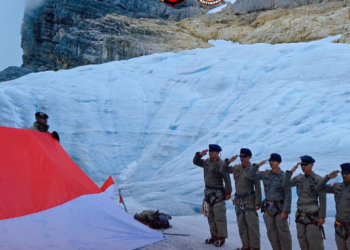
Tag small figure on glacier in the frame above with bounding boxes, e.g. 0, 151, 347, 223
29, 112, 60, 141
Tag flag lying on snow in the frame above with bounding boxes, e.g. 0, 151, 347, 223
0, 126, 163, 250
100, 175, 118, 197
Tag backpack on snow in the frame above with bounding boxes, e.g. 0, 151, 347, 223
149, 210, 172, 229
134, 209, 172, 229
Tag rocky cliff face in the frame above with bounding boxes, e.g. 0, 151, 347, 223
21, 0, 207, 71
13, 0, 350, 78
180, 0, 350, 44
230, 0, 345, 14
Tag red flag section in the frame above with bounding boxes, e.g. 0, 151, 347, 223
119, 190, 123, 204
100, 175, 115, 192
0, 126, 101, 220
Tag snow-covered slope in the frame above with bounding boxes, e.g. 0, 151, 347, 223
1, 36, 349, 249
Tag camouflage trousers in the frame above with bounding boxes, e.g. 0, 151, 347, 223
204, 188, 228, 238
296, 213, 324, 250
235, 203, 260, 249
263, 212, 292, 250
335, 223, 350, 250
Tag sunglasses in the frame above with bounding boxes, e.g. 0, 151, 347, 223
239, 155, 248, 158
341, 172, 350, 175
300, 162, 309, 167
208, 150, 217, 153
269, 159, 276, 163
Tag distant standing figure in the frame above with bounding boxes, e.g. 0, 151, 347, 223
247, 153, 292, 250
282, 155, 326, 250
316, 163, 350, 250
29, 112, 60, 141
220, 148, 262, 250
193, 144, 232, 247
29, 112, 50, 132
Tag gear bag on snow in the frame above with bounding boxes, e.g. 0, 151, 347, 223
134, 210, 172, 229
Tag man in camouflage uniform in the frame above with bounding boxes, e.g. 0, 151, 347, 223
29, 112, 60, 141
220, 148, 261, 250
193, 144, 232, 247
247, 153, 292, 250
316, 163, 350, 250
282, 155, 326, 250
29, 112, 50, 132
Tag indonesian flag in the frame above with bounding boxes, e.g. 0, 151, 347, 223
100, 175, 118, 197
0, 126, 163, 250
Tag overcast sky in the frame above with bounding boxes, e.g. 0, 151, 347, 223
0, 0, 26, 71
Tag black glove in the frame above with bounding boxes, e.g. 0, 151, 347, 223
52, 131, 60, 142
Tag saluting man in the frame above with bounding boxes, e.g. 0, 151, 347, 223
220, 148, 262, 250
193, 144, 232, 247
316, 163, 350, 250
282, 155, 326, 250
247, 153, 292, 250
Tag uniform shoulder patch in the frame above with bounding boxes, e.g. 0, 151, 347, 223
332, 182, 336, 187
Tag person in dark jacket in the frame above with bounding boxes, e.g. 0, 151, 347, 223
28, 112, 60, 141
193, 144, 232, 247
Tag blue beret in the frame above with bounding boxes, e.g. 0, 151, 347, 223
270, 153, 282, 163
240, 148, 252, 156
35, 112, 49, 119
300, 155, 315, 163
340, 163, 350, 174
209, 144, 222, 152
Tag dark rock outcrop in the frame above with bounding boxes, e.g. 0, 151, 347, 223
230, 0, 345, 14
21, 0, 207, 71
0, 66, 35, 82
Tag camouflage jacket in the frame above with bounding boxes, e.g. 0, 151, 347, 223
283, 171, 326, 217
220, 160, 262, 208
316, 176, 350, 222
247, 164, 291, 213
193, 152, 232, 193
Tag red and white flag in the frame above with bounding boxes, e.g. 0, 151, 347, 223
0, 126, 163, 250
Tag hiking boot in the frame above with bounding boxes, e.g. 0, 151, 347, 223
213, 238, 225, 247
205, 236, 218, 244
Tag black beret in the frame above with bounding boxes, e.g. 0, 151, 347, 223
240, 148, 252, 156
270, 153, 282, 163
35, 112, 49, 119
209, 144, 222, 152
300, 155, 315, 164
340, 163, 350, 174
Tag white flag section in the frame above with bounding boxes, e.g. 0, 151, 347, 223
0, 193, 163, 250
0, 127, 163, 250
100, 175, 119, 197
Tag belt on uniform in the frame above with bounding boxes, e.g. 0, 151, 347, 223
296, 210, 325, 239
335, 220, 350, 227
264, 200, 284, 217
267, 200, 284, 205
205, 186, 225, 206
335, 220, 350, 240
299, 212, 319, 217
235, 191, 256, 213
234, 190, 255, 200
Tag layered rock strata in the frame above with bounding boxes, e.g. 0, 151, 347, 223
1, 0, 348, 83
181, 1, 350, 44
21, 0, 206, 71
